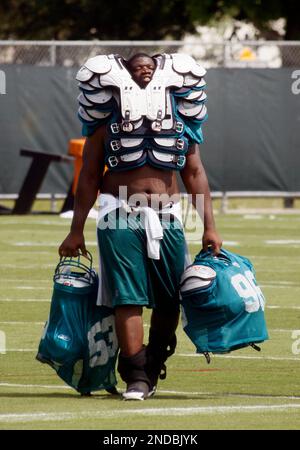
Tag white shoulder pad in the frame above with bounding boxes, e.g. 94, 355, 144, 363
76, 66, 94, 82
177, 100, 204, 117
78, 106, 111, 121
183, 90, 205, 101
78, 106, 96, 122
193, 104, 207, 121
194, 78, 206, 89
183, 74, 202, 87
84, 89, 113, 104
86, 109, 111, 120
89, 75, 103, 89
77, 93, 94, 107
180, 265, 216, 293
152, 55, 183, 88
84, 55, 112, 74
171, 54, 206, 77
78, 81, 96, 91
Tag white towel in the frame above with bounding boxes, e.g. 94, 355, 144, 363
97, 193, 183, 259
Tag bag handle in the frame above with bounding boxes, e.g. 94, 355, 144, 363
199, 247, 231, 263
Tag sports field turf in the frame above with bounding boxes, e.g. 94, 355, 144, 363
0, 212, 300, 430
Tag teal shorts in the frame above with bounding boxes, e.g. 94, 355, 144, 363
97, 208, 186, 311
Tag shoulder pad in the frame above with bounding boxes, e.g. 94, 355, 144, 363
84, 55, 112, 74
88, 75, 103, 88
181, 264, 216, 283
84, 89, 113, 104
77, 93, 93, 107
171, 54, 206, 78
76, 66, 94, 82
183, 90, 206, 101
78, 81, 95, 91
180, 264, 216, 293
177, 100, 204, 117
78, 106, 111, 121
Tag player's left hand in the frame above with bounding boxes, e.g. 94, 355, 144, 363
202, 229, 223, 255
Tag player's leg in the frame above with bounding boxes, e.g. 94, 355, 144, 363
146, 217, 186, 394
114, 305, 151, 400
97, 210, 153, 400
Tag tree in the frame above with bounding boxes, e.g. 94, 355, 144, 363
0, 0, 299, 40
186, 0, 300, 40
0, 0, 194, 40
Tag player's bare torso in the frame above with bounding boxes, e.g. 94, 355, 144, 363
102, 165, 179, 199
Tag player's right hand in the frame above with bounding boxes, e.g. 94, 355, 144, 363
58, 232, 87, 258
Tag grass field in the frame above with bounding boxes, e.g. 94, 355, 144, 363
0, 211, 300, 430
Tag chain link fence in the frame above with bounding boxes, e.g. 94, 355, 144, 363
0, 40, 300, 67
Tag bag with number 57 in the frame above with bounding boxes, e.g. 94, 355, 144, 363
36, 252, 119, 394
180, 248, 269, 363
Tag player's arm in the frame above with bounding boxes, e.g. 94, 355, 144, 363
59, 126, 106, 257
180, 143, 222, 254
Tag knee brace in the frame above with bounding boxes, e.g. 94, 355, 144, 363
146, 329, 177, 385
117, 346, 151, 387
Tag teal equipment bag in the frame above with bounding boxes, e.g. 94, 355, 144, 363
36, 252, 118, 394
180, 248, 269, 362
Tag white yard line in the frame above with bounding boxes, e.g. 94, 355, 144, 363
158, 390, 300, 400
2, 299, 299, 309
13, 287, 50, 290
1, 383, 300, 401
12, 241, 97, 247
267, 305, 300, 309
0, 299, 50, 302
177, 353, 300, 362
0, 383, 72, 390
1, 404, 300, 423
1, 349, 39, 352
2, 280, 51, 283
261, 284, 300, 289
4, 251, 55, 255
0, 321, 44, 325
265, 240, 300, 245
0, 323, 293, 333
1, 349, 299, 362
1, 264, 54, 269
0, 220, 72, 226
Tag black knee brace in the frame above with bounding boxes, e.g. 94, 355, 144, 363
146, 329, 177, 386
117, 346, 151, 387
